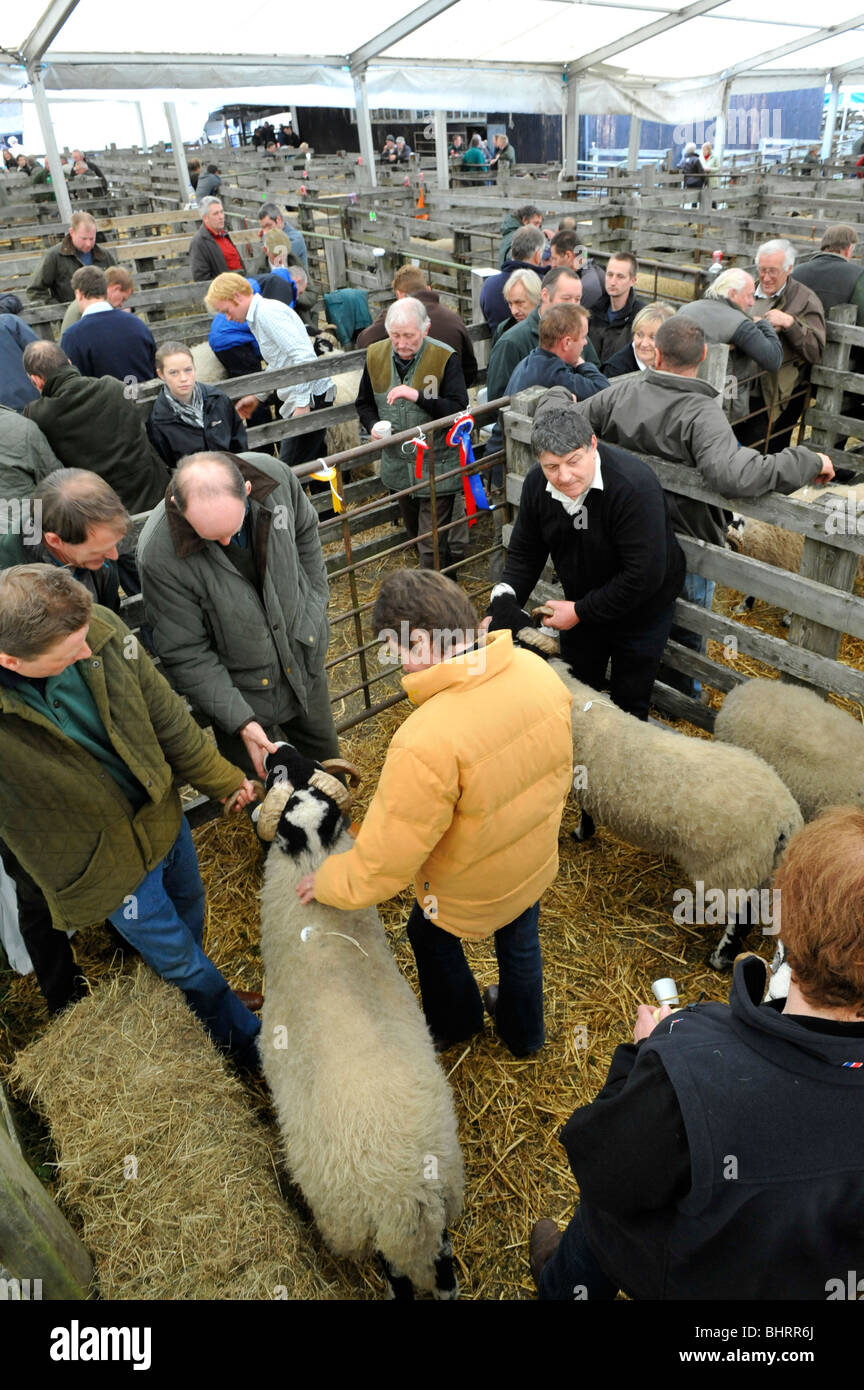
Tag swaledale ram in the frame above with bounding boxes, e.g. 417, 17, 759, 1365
253, 743, 464, 1299
488, 595, 803, 970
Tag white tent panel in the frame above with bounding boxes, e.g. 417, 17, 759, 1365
382, 0, 661, 65
605, 17, 822, 76
5, 0, 410, 58
718, 0, 859, 25
758, 33, 864, 70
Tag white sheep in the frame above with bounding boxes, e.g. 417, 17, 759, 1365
714, 677, 864, 821
547, 659, 804, 971
253, 743, 464, 1299
727, 480, 864, 616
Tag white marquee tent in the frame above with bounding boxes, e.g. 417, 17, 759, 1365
3, 0, 864, 217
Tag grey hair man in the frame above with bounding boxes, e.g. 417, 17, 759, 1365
677, 268, 783, 422
482, 224, 546, 334
743, 238, 826, 449
137, 449, 340, 781
190, 197, 245, 282
355, 297, 470, 570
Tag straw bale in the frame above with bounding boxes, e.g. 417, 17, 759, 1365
8, 963, 349, 1300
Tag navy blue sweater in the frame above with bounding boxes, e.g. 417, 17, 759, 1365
501, 440, 685, 628
61, 308, 156, 384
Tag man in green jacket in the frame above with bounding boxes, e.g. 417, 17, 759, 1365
22, 341, 169, 516
137, 450, 340, 780
27, 212, 116, 305
0, 565, 261, 1062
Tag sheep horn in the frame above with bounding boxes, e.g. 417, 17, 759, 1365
255, 782, 294, 841
222, 779, 265, 818
320, 758, 363, 790
531, 604, 555, 623
309, 769, 355, 811
516, 625, 560, 657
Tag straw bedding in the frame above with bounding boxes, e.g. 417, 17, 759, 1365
8, 963, 352, 1300
2, 515, 862, 1300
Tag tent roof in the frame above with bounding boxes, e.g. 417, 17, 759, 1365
4, 0, 864, 110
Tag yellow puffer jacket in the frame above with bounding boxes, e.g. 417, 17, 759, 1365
313, 630, 573, 938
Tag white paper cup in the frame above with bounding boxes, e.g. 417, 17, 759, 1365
371, 420, 392, 440
651, 977, 680, 1008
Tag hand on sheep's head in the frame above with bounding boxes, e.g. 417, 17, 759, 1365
254, 743, 363, 846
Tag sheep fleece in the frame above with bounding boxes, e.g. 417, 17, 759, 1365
714, 678, 864, 821
551, 662, 803, 886
259, 835, 464, 1289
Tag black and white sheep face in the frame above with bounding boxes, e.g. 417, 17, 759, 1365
270, 786, 344, 861
252, 742, 361, 859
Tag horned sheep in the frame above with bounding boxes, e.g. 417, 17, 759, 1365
547, 659, 804, 971
253, 743, 464, 1299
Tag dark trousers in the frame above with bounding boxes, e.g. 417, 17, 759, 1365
537, 1206, 620, 1301
278, 392, 330, 472
214, 671, 340, 780
560, 601, 677, 721
405, 898, 544, 1056
0, 839, 85, 1014
397, 491, 468, 570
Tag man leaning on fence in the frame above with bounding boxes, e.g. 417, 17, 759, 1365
137, 450, 339, 782
355, 296, 470, 573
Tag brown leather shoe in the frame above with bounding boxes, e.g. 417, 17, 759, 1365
234, 988, 264, 1013
530, 1219, 562, 1286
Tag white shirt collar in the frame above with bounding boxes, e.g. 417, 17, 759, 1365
545, 448, 604, 515
82, 300, 113, 317
245, 292, 261, 324
636, 353, 648, 370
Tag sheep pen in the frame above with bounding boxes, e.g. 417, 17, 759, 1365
3, 504, 864, 1299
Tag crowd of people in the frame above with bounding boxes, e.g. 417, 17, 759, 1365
1, 160, 863, 1304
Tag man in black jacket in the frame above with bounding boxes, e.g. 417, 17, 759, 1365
489, 392, 684, 719
531, 805, 864, 1301
588, 253, 646, 363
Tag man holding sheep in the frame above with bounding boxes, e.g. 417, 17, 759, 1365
296, 570, 573, 1057
488, 395, 686, 721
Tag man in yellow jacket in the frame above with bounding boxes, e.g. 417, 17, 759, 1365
298, 570, 573, 1056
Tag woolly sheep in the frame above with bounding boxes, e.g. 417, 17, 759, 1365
727, 481, 864, 616
547, 659, 804, 971
714, 677, 864, 821
253, 743, 464, 1299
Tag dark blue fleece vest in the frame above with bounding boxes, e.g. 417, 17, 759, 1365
582, 958, 864, 1300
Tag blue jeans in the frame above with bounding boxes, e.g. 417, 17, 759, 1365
109, 818, 261, 1066
538, 1206, 620, 1301
667, 573, 716, 698
406, 899, 544, 1055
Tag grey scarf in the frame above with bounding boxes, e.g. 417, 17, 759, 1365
161, 381, 205, 430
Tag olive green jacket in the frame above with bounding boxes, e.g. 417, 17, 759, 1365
0, 606, 244, 931
366, 337, 464, 497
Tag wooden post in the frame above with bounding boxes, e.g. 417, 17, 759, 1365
787, 304, 859, 687
0, 1081, 94, 1299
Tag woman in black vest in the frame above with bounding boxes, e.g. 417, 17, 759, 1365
530, 805, 864, 1300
